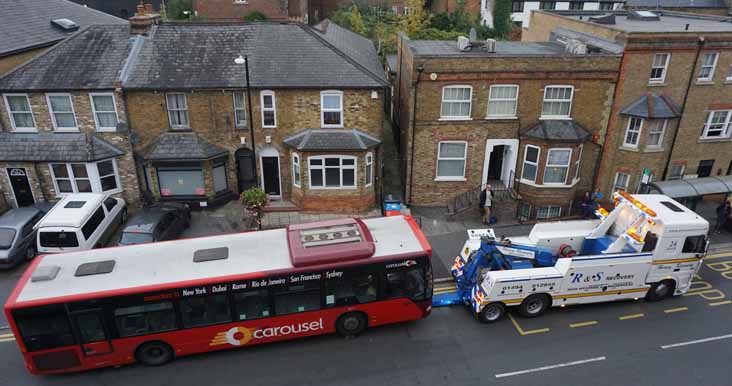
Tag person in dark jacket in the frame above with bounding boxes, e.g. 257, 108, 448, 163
715, 200, 727, 234
479, 187, 486, 217
581, 191, 594, 219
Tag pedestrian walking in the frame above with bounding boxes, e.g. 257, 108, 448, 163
714, 200, 730, 234
483, 185, 494, 225
581, 191, 594, 219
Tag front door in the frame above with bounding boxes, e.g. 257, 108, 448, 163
7, 168, 34, 206
487, 145, 504, 181
71, 310, 113, 357
236, 149, 257, 192
261, 156, 281, 197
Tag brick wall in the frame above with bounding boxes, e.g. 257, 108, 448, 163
522, 11, 625, 43
194, 0, 290, 21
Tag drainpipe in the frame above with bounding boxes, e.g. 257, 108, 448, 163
593, 50, 626, 195
661, 36, 704, 180
407, 63, 425, 206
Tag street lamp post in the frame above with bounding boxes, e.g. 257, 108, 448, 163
235, 54, 257, 186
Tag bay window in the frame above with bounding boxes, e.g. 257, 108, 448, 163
365, 152, 373, 186
440, 86, 472, 119
537, 206, 561, 219
292, 153, 301, 187
435, 141, 467, 180
544, 148, 571, 184
521, 145, 540, 182
624, 117, 643, 148
90, 93, 119, 131
3, 94, 35, 130
541, 86, 573, 118
321, 91, 343, 127
47, 94, 77, 131
157, 165, 205, 196
308, 156, 356, 189
647, 120, 666, 148
573, 145, 582, 182
49, 159, 121, 196
212, 158, 228, 192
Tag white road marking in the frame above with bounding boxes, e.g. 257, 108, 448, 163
661, 333, 732, 350
495, 356, 606, 378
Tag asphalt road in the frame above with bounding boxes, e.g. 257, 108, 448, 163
0, 230, 731, 386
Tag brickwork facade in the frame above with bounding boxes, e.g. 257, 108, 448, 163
193, 0, 292, 21
0, 90, 140, 208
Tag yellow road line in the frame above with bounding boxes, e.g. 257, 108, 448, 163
704, 252, 732, 260
570, 321, 598, 328
664, 307, 688, 314
0, 337, 15, 343
709, 300, 732, 306
507, 313, 550, 336
619, 313, 645, 320
0, 333, 13, 338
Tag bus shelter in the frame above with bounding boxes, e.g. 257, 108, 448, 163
647, 176, 732, 210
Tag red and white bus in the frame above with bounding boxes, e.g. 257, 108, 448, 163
4, 216, 432, 374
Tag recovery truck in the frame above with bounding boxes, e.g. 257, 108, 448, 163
434, 192, 709, 323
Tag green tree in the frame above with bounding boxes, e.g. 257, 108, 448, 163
400, 0, 427, 36
166, 0, 192, 20
244, 11, 268, 21
492, 0, 512, 38
450, 0, 471, 33
429, 12, 452, 30
350, 5, 366, 35
240, 187, 268, 230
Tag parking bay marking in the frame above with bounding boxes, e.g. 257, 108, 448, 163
661, 333, 732, 350
495, 356, 606, 378
708, 300, 732, 306
619, 313, 644, 320
569, 321, 598, 328
664, 307, 688, 314
507, 313, 550, 336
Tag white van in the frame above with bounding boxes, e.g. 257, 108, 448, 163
36, 193, 127, 254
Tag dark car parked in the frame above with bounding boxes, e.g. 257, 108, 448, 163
0, 206, 47, 268
118, 203, 191, 245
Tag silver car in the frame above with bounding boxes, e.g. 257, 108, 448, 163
0, 207, 46, 268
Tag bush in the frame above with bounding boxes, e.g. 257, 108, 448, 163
240, 187, 267, 229
492, 0, 512, 39
166, 0, 192, 20
244, 11, 267, 22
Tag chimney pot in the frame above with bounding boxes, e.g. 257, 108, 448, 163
144, 3, 153, 13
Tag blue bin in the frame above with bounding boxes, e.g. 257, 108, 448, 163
383, 194, 402, 216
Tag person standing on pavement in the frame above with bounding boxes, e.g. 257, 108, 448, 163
714, 200, 730, 234
483, 185, 494, 225
581, 191, 593, 219
479, 186, 486, 218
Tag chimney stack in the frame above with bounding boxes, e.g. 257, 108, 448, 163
130, 2, 160, 36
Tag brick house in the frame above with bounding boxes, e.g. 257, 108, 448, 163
0, 25, 140, 208
69, 0, 164, 19
0, 16, 387, 213
395, 34, 620, 219
193, 0, 309, 22
0, 0, 126, 75
524, 10, 732, 201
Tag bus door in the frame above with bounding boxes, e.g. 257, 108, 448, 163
70, 309, 113, 357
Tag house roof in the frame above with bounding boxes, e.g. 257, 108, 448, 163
619, 93, 681, 118
312, 19, 387, 83
0, 25, 133, 91
521, 120, 592, 142
283, 129, 381, 151
141, 132, 229, 161
0, 132, 124, 162
124, 22, 388, 90
408, 40, 572, 57
625, 0, 726, 7
385, 54, 398, 74
0, 0, 126, 58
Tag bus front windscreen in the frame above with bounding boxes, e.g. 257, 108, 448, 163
39, 231, 79, 248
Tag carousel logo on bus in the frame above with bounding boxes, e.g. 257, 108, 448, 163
386, 260, 417, 269
210, 319, 325, 347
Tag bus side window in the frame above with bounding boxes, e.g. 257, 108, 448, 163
325, 271, 377, 307
13, 306, 75, 352
273, 282, 321, 316
114, 302, 176, 337
179, 294, 231, 328
386, 267, 426, 301
233, 289, 271, 321
682, 235, 706, 254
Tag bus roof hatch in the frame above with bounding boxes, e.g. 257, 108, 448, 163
287, 218, 375, 267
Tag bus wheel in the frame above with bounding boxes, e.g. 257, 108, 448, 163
136, 341, 174, 366
646, 280, 675, 302
519, 294, 550, 318
336, 312, 367, 337
478, 303, 505, 323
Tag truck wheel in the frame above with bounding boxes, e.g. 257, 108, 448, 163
478, 303, 505, 323
519, 294, 550, 318
336, 312, 367, 337
136, 341, 173, 366
646, 280, 675, 302
24, 245, 36, 261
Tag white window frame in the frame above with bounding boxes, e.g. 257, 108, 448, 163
698, 52, 719, 81
308, 155, 357, 190
260, 90, 277, 128
537, 206, 561, 219
486, 84, 519, 119
613, 171, 630, 192
89, 92, 119, 132
46, 93, 78, 131
646, 119, 667, 149
292, 153, 301, 188
726, 64, 732, 82
165, 92, 189, 129
649, 53, 670, 83
435, 140, 468, 181
365, 152, 373, 187
320, 90, 344, 128
668, 164, 685, 180
233, 92, 247, 128
701, 110, 732, 139
623, 117, 644, 148
573, 144, 583, 182
440, 86, 472, 120
540, 85, 573, 119
521, 145, 540, 183
48, 159, 122, 197
543, 148, 572, 185
3, 93, 36, 131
